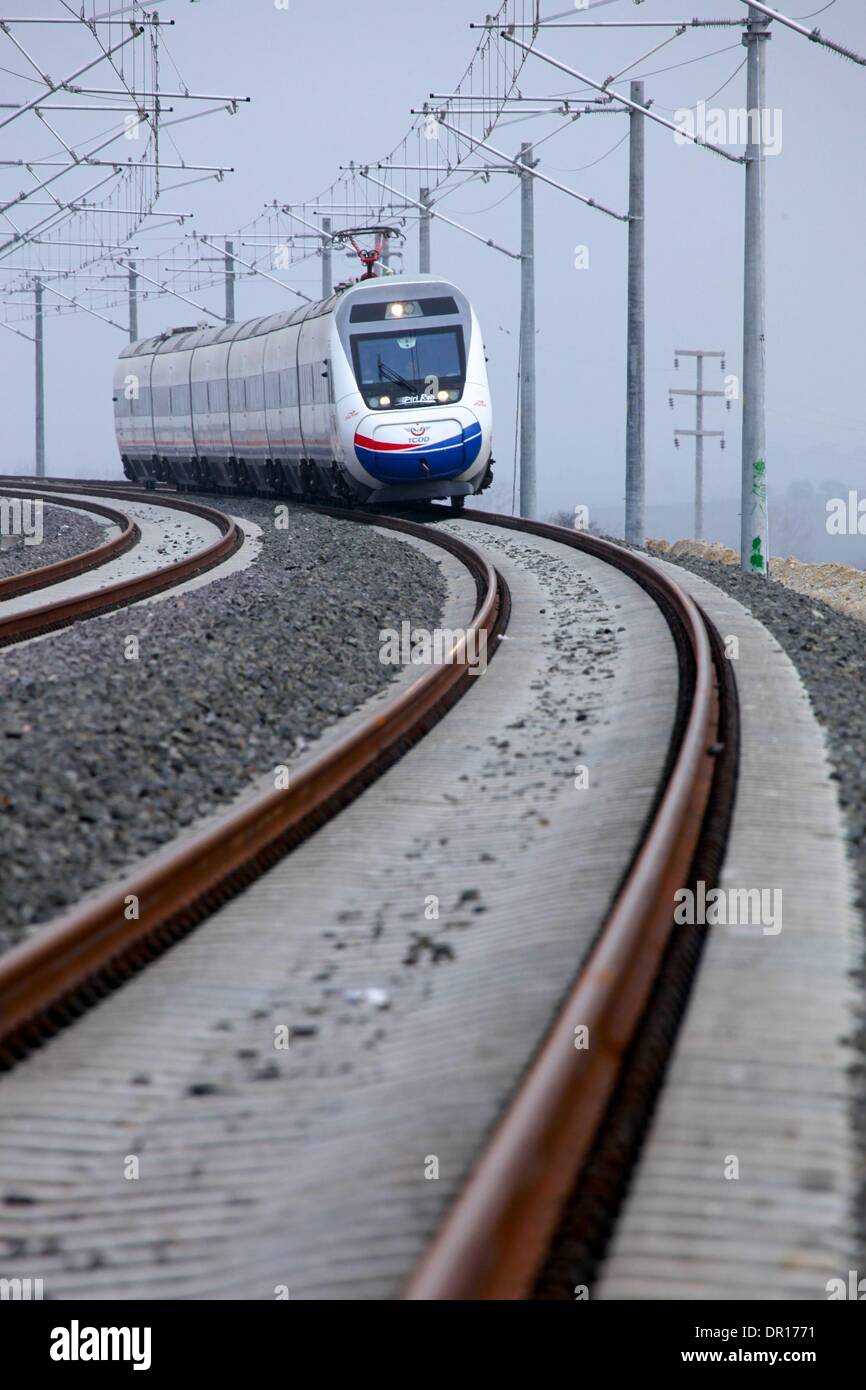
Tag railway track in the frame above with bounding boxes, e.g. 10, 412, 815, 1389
0, 484, 242, 646
0, 480, 739, 1300
404, 511, 738, 1299
0, 493, 139, 601
0, 505, 508, 1060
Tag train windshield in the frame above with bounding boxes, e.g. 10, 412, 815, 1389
351, 326, 465, 408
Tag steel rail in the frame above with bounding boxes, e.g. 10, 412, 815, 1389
0, 508, 508, 1065
0, 491, 139, 600
0, 487, 241, 646
404, 510, 724, 1300
0, 481, 731, 1299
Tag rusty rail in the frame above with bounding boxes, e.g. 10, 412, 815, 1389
0, 483, 731, 1300
0, 488, 241, 646
0, 511, 508, 1063
403, 510, 725, 1300
0, 491, 138, 600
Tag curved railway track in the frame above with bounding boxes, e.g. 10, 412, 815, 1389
0, 492, 139, 600
0, 507, 508, 1062
404, 510, 739, 1299
0, 485, 242, 646
0, 480, 739, 1301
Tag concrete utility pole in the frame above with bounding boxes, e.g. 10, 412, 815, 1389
519, 142, 536, 520
127, 260, 138, 343
741, 7, 771, 574
321, 216, 332, 297
625, 79, 645, 545
34, 278, 44, 478
419, 186, 431, 273
224, 237, 236, 325
671, 349, 726, 539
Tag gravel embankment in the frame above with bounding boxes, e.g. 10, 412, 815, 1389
0, 499, 445, 947
650, 548, 866, 910
0, 501, 104, 580
653, 537, 866, 624
649, 546, 866, 1252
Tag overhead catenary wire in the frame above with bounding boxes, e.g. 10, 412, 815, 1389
4, 0, 857, 344
543, 128, 630, 175
0, 0, 754, 336
0, 1, 244, 327
733, 0, 865, 64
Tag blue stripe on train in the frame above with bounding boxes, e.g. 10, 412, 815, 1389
355, 421, 482, 483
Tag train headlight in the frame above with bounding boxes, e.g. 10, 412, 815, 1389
436, 389, 449, 403
378, 395, 391, 407
385, 301, 420, 319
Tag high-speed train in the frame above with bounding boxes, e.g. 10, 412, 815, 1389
113, 275, 493, 509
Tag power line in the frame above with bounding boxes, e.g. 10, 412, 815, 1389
627, 42, 744, 85
652, 54, 750, 116
733, 0, 866, 65
447, 180, 521, 218
543, 129, 629, 175
795, 2, 838, 17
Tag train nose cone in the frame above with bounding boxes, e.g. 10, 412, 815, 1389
462, 417, 482, 465
354, 416, 473, 483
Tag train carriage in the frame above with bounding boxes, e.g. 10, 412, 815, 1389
113, 275, 493, 508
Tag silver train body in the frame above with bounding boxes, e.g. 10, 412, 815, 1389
113, 275, 493, 506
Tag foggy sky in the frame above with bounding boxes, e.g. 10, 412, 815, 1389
2, 0, 864, 548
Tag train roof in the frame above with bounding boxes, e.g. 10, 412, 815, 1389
118, 274, 461, 359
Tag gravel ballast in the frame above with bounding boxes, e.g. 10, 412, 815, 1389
0, 520, 684, 1302
650, 548, 866, 909
0, 498, 445, 947
0, 500, 105, 581
649, 546, 866, 1259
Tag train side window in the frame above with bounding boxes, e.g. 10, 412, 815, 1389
246, 374, 264, 411
316, 361, 332, 405
265, 370, 280, 410
229, 377, 244, 412
208, 379, 227, 412
171, 384, 190, 416
191, 381, 209, 414
152, 385, 170, 416
280, 367, 297, 408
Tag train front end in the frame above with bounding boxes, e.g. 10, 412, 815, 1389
332, 278, 492, 506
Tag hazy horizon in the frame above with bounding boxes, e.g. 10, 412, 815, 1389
1, 0, 864, 559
